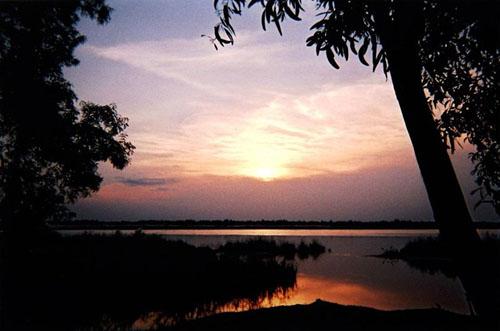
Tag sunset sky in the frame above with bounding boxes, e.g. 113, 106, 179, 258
66, 0, 495, 221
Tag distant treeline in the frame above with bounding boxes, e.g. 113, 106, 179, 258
48, 219, 500, 230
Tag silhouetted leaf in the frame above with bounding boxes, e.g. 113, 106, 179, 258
349, 38, 358, 54
306, 35, 316, 46
310, 19, 326, 30
371, 35, 378, 71
326, 47, 340, 69
372, 50, 383, 72
316, 40, 322, 55
215, 25, 231, 45
272, 11, 283, 35
284, 3, 301, 21
248, 0, 262, 8
382, 56, 389, 75
358, 37, 370, 66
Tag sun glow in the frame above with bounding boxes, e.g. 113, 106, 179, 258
239, 165, 287, 182
253, 167, 281, 181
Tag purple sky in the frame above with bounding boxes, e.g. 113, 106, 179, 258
65, 0, 496, 221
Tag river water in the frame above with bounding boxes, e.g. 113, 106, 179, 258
61, 228, 499, 320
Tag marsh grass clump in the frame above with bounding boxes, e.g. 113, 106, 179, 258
216, 238, 326, 261
297, 240, 325, 260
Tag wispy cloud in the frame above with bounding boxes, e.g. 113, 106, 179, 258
85, 33, 300, 99
86, 35, 408, 180
137, 81, 409, 178
114, 177, 178, 187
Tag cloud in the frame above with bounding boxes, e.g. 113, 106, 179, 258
106, 79, 410, 181
154, 81, 409, 177
85, 33, 300, 99
74, 166, 433, 221
84, 35, 409, 180
114, 177, 179, 187
262, 125, 313, 139
84, 32, 371, 102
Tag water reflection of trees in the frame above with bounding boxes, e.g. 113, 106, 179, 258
377, 236, 458, 278
378, 235, 499, 279
377, 235, 500, 322
1, 232, 323, 330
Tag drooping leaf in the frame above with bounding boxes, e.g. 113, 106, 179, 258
326, 47, 340, 69
349, 38, 358, 54
284, 3, 301, 21
358, 37, 370, 66
372, 49, 384, 72
261, 10, 267, 31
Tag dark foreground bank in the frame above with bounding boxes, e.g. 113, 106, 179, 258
2, 231, 499, 330
0, 231, 321, 330
167, 299, 491, 331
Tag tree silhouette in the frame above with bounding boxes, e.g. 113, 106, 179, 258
0, 1, 134, 231
210, 0, 499, 247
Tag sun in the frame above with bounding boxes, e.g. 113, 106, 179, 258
253, 167, 281, 182
238, 164, 288, 182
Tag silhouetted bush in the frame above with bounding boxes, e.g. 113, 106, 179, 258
377, 235, 500, 278
216, 238, 325, 261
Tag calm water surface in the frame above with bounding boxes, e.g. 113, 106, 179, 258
63, 228, 499, 322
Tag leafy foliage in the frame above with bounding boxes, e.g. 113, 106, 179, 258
210, 0, 499, 213
419, 2, 500, 213
0, 1, 135, 228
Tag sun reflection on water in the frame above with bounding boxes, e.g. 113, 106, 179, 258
132, 285, 296, 329
131, 273, 407, 330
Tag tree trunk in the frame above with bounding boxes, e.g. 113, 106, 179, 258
373, 3, 479, 249
370, 2, 499, 322
377, 10, 500, 320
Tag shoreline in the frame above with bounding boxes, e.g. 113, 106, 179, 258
167, 299, 495, 331
46, 220, 500, 231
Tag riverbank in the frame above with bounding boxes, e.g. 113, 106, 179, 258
3, 231, 498, 330
166, 299, 492, 331
47, 219, 500, 231
0, 231, 322, 330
